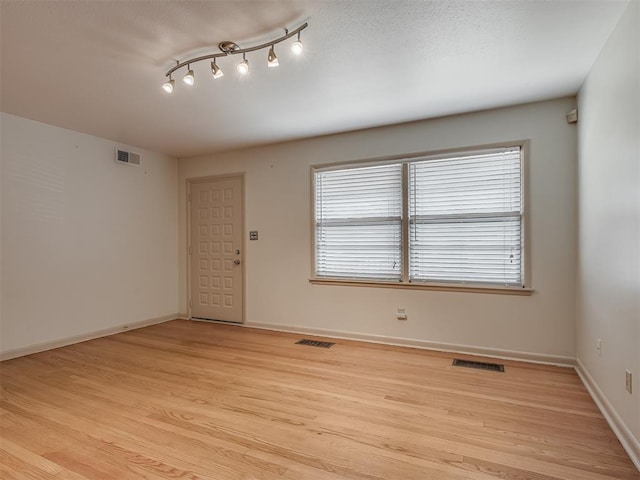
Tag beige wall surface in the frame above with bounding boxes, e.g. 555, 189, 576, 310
0, 113, 179, 354
178, 97, 578, 360
577, 0, 639, 450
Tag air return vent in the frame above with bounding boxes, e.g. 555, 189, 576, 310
453, 358, 504, 372
296, 339, 335, 348
115, 148, 141, 166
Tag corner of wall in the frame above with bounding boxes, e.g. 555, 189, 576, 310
575, 360, 640, 470
575, 0, 640, 470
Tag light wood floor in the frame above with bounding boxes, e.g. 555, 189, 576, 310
1, 320, 638, 480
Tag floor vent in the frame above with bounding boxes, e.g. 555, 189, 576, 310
296, 339, 335, 348
453, 358, 504, 372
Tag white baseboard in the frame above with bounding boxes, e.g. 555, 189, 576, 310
0, 313, 178, 361
575, 359, 640, 471
243, 321, 575, 367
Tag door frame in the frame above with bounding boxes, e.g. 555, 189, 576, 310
186, 173, 246, 324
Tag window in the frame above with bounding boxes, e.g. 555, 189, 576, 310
313, 145, 526, 290
314, 163, 403, 280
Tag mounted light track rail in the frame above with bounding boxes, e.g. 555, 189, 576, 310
162, 22, 308, 92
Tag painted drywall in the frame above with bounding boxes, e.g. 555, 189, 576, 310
577, 0, 639, 453
0, 113, 179, 354
178, 97, 578, 360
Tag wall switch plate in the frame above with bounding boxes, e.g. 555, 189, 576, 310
396, 308, 407, 320
625, 370, 632, 394
249, 231, 258, 240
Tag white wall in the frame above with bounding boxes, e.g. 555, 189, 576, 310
0, 113, 179, 355
178, 97, 578, 361
577, 0, 639, 462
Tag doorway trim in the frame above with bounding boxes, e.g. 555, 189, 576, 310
186, 173, 246, 324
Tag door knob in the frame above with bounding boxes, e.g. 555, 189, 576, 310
233, 259, 241, 265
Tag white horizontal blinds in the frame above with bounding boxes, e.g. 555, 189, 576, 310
315, 164, 403, 280
409, 147, 523, 285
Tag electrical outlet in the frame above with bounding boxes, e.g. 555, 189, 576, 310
625, 370, 632, 394
396, 308, 407, 320
596, 338, 602, 356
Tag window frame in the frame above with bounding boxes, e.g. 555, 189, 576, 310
310, 140, 532, 295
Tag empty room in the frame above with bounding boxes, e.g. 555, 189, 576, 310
1, 0, 638, 479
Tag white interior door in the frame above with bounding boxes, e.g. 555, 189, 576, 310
190, 177, 243, 323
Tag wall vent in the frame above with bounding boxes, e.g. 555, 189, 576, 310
115, 148, 141, 166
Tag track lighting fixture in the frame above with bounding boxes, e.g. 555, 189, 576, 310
183, 66, 195, 86
291, 32, 304, 56
237, 54, 249, 75
267, 46, 279, 67
210, 59, 224, 79
161, 22, 308, 93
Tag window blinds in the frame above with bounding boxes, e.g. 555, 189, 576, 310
315, 163, 403, 280
408, 148, 522, 285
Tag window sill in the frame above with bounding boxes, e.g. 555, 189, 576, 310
309, 278, 534, 296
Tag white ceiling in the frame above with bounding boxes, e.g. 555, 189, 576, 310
0, 0, 629, 158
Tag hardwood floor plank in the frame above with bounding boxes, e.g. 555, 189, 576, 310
1, 319, 638, 479
0, 439, 62, 476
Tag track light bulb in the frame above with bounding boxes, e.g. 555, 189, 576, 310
211, 60, 224, 79
267, 47, 279, 67
183, 68, 195, 85
237, 56, 249, 75
162, 78, 175, 93
291, 33, 303, 55
291, 40, 303, 55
